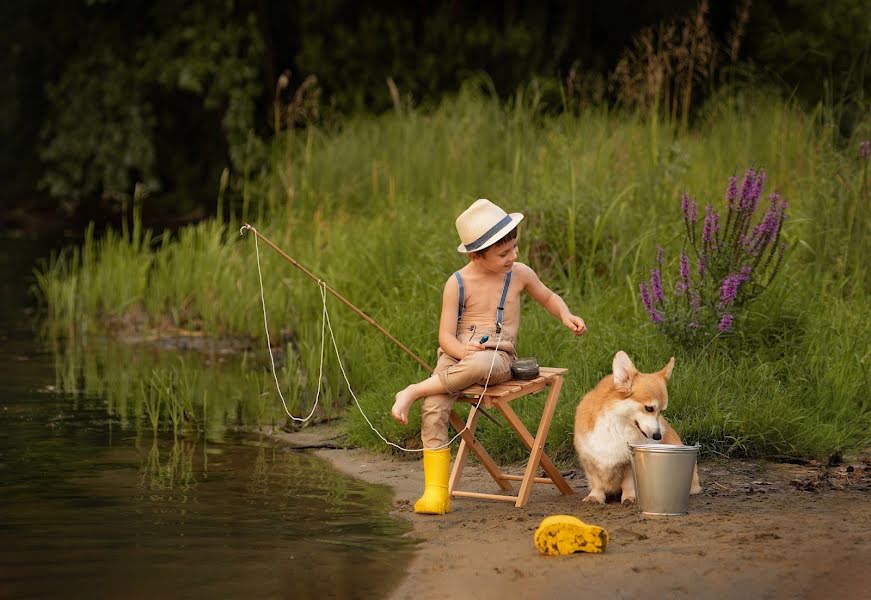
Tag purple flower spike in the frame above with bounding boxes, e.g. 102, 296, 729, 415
861, 140, 870, 160
641, 168, 789, 346
749, 192, 785, 248
703, 204, 720, 244
748, 170, 767, 213
719, 273, 743, 306
725, 175, 739, 208
681, 192, 697, 222
640, 282, 662, 323
679, 252, 691, 288
640, 281, 651, 309
650, 269, 665, 304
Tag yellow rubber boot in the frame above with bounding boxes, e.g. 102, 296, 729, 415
533, 515, 609, 555
413, 448, 451, 515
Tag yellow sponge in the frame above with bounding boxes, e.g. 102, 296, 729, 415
533, 515, 609, 556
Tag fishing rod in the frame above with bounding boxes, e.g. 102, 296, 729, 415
239, 223, 503, 428
240, 224, 433, 373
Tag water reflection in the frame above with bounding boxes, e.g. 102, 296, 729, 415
44, 322, 345, 436
1, 409, 414, 599
140, 436, 198, 492
1, 236, 415, 600
47, 333, 291, 440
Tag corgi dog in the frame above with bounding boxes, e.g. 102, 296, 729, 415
573, 351, 702, 504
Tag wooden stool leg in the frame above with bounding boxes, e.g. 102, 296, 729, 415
496, 401, 574, 496
448, 407, 513, 493
448, 409, 474, 493
511, 376, 567, 507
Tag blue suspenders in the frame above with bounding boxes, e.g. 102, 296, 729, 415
453, 270, 513, 333
453, 272, 465, 321
495, 271, 512, 332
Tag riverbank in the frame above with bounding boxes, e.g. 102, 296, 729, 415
275, 424, 870, 599
32, 92, 871, 463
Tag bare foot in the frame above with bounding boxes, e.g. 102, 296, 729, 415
391, 388, 416, 425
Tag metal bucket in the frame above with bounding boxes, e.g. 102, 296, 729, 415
629, 443, 700, 516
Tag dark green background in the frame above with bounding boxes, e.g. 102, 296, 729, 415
2, 0, 868, 219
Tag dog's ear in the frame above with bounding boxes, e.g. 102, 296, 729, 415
660, 357, 675, 381
612, 351, 637, 389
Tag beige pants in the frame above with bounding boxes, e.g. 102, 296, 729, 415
421, 341, 516, 448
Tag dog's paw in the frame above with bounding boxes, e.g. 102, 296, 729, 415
690, 483, 702, 495
582, 492, 606, 504
621, 495, 636, 506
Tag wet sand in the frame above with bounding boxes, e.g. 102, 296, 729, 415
276, 426, 871, 600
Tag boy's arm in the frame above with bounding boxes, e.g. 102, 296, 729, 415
519, 264, 587, 336
438, 277, 479, 360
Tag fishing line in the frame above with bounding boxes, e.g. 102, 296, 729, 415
249, 221, 326, 423
242, 224, 503, 452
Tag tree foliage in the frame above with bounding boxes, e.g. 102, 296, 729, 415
746, 0, 869, 108
1, 0, 868, 212
35, 0, 265, 206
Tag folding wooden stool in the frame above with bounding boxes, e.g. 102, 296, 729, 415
447, 367, 574, 508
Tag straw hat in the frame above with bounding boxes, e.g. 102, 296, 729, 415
455, 199, 524, 253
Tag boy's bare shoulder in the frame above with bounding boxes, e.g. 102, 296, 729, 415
511, 262, 539, 282
442, 271, 461, 291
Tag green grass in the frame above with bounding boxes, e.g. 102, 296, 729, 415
35, 86, 871, 461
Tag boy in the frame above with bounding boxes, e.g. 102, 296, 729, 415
391, 198, 586, 514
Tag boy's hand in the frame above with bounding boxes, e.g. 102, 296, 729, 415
564, 315, 587, 336
462, 340, 486, 358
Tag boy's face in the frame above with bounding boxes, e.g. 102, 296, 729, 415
473, 238, 519, 274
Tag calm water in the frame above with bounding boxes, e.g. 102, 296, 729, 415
0, 236, 414, 599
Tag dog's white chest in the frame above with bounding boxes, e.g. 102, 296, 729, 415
575, 404, 644, 469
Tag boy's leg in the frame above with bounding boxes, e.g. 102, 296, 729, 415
419, 352, 461, 447
410, 349, 514, 433
412, 351, 513, 515
439, 349, 514, 392
420, 392, 455, 448
415, 353, 459, 515
392, 373, 451, 425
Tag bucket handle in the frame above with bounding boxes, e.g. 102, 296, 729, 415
627, 442, 702, 453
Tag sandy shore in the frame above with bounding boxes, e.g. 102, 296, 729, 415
275, 426, 870, 600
